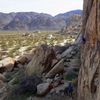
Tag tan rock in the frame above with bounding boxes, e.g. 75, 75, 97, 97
26, 45, 56, 76
29, 48, 36, 54
45, 59, 64, 78
0, 57, 15, 72
15, 48, 36, 65
78, 0, 100, 100
51, 59, 58, 67
17, 55, 27, 64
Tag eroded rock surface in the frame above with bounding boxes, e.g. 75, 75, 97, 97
78, 0, 100, 100
26, 45, 57, 76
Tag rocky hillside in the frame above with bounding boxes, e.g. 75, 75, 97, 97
0, 43, 81, 100
59, 14, 82, 35
0, 12, 16, 29
0, 10, 82, 31
78, 0, 100, 100
0, 0, 99, 100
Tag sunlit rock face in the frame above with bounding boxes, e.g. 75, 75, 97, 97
26, 45, 57, 76
78, 0, 100, 100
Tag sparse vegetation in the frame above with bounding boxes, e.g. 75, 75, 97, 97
0, 31, 77, 60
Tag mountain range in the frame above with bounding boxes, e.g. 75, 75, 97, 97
0, 10, 82, 31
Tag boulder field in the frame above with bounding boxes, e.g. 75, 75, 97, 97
0, 43, 81, 100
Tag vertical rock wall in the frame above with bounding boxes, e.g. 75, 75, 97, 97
78, 0, 100, 100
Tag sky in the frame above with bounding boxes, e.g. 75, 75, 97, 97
0, 0, 83, 16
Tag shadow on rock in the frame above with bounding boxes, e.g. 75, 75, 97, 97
14, 75, 42, 95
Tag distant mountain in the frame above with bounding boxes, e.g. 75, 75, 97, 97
55, 10, 82, 17
0, 12, 16, 29
0, 10, 82, 31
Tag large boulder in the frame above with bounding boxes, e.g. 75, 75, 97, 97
78, 0, 100, 100
0, 57, 15, 72
37, 83, 50, 96
15, 53, 34, 65
15, 48, 36, 65
15, 55, 27, 65
26, 45, 57, 76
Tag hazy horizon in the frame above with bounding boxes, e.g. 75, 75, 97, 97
0, 0, 83, 16
0, 9, 82, 16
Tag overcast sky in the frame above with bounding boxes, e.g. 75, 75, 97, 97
0, 0, 83, 16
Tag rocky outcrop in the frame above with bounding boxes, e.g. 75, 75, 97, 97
0, 43, 81, 100
78, 0, 100, 100
59, 14, 82, 35
26, 45, 57, 76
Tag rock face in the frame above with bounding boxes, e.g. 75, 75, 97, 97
45, 59, 64, 78
78, 0, 100, 100
26, 45, 57, 76
60, 14, 82, 35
